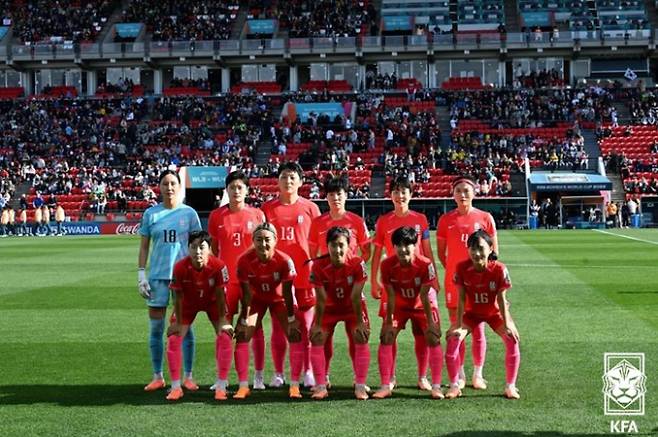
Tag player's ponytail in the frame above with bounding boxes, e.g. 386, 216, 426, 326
466, 229, 497, 261
304, 226, 352, 265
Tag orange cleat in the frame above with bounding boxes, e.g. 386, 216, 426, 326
431, 387, 445, 399
166, 387, 184, 401
232, 386, 251, 400
214, 389, 228, 401
445, 386, 462, 399
182, 378, 199, 391
289, 385, 303, 399
144, 378, 166, 392
372, 387, 393, 399
311, 387, 329, 400
504, 386, 520, 400
472, 376, 488, 390
354, 386, 369, 400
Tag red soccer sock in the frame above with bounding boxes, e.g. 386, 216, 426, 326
216, 332, 233, 380
289, 341, 305, 383
251, 327, 265, 372
324, 333, 334, 376
234, 341, 250, 383
471, 322, 487, 367
414, 334, 429, 378
347, 329, 356, 373
353, 343, 371, 386
391, 341, 398, 378
459, 337, 466, 371
166, 335, 183, 382
428, 344, 444, 386
300, 309, 314, 373
503, 334, 520, 385
378, 344, 393, 387
270, 317, 287, 374
445, 336, 462, 385
310, 345, 327, 386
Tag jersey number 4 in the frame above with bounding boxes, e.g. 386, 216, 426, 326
163, 229, 177, 243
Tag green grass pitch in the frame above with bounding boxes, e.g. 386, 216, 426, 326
1, 230, 657, 436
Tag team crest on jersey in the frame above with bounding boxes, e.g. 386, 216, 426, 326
347, 276, 354, 285
287, 259, 297, 275
274, 272, 280, 281
247, 221, 254, 230
179, 219, 187, 227
473, 223, 481, 231
428, 264, 436, 280
360, 261, 367, 276
414, 277, 421, 286
297, 215, 304, 224
221, 267, 229, 283
489, 281, 496, 291
415, 224, 421, 234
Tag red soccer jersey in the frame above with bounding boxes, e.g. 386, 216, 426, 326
373, 210, 430, 257
262, 197, 321, 288
208, 205, 266, 285
310, 255, 368, 314
454, 260, 511, 317
170, 256, 230, 310
381, 254, 436, 312
308, 211, 370, 256
437, 208, 497, 299
237, 248, 297, 303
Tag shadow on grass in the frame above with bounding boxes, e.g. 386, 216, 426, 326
0, 384, 467, 406
440, 433, 654, 437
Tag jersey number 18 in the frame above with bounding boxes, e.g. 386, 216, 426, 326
163, 230, 177, 243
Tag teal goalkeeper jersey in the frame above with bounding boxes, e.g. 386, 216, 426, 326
139, 203, 202, 280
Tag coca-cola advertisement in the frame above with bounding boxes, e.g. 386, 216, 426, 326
59, 221, 141, 235
103, 222, 141, 235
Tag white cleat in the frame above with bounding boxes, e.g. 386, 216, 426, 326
303, 370, 315, 388
253, 374, 266, 390
270, 373, 286, 388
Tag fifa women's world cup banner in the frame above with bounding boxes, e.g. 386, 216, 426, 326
58, 221, 141, 235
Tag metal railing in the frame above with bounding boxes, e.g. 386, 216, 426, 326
1, 30, 654, 62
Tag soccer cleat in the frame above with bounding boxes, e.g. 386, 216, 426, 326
458, 378, 466, 390
303, 370, 315, 388
144, 378, 166, 392
445, 386, 462, 399
183, 378, 199, 391
389, 376, 398, 390
214, 389, 228, 401
253, 374, 266, 390
311, 387, 329, 400
472, 376, 488, 390
504, 386, 520, 400
289, 385, 303, 399
417, 376, 432, 391
232, 386, 251, 400
431, 387, 445, 399
326, 375, 332, 390
372, 387, 393, 399
166, 387, 184, 401
270, 373, 286, 388
354, 385, 369, 400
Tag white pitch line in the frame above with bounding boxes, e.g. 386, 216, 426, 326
506, 263, 655, 269
593, 229, 658, 246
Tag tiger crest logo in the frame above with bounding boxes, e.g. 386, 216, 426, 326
602, 353, 646, 415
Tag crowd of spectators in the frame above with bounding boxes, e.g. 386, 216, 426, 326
628, 89, 658, 125
121, 0, 238, 41
280, 0, 378, 38
13, 0, 117, 43
512, 69, 565, 89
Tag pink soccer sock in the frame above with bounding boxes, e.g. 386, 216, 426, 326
459, 338, 466, 369
216, 333, 233, 380
289, 341, 305, 383
445, 336, 462, 385
347, 329, 356, 372
301, 309, 314, 373
414, 334, 429, 378
353, 343, 370, 385
234, 341, 250, 383
310, 345, 327, 386
166, 335, 183, 382
391, 341, 398, 378
503, 335, 520, 385
270, 317, 287, 374
324, 332, 334, 376
471, 322, 487, 367
378, 344, 393, 387
428, 344, 444, 386
251, 327, 265, 372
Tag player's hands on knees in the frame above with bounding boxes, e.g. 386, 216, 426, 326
309, 324, 325, 345
370, 280, 382, 299
380, 323, 395, 345
425, 323, 441, 347
137, 270, 151, 299
353, 322, 370, 344
234, 322, 251, 342
219, 319, 234, 337
167, 322, 181, 337
287, 318, 302, 343
446, 325, 467, 340
504, 322, 520, 343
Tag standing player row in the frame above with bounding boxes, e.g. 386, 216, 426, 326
136, 163, 521, 401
